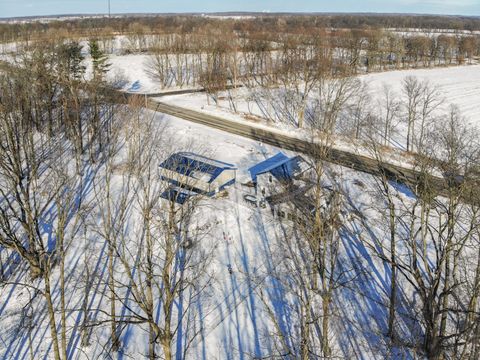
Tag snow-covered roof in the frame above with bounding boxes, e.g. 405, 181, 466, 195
248, 152, 289, 182
159, 152, 236, 184
248, 152, 309, 183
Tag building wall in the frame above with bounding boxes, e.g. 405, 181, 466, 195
212, 169, 236, 192
159, 168, 211, 193
256, 172, 280, 198
160, 168, 236, 196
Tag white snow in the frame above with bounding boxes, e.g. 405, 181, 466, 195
359, 64, 480, 130
103, 52, 480, 129
0, 107, 406, 359
104, 54, 158, 93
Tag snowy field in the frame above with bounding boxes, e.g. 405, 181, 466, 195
92, 52, 480, 127
105, 53, 480, 130
155, 64, 480, 153
103, 54, 161, 93
160, 64, 480, 126
359, 65, 480, 130
386, 28, 480, 37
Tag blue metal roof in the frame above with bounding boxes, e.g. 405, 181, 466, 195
270, 156, 306, 181
160, 187, 197, 204
249, 152, 295, 182
159, 152, 236, 184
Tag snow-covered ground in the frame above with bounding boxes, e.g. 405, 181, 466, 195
0, 109, 404, 359
88, 48, 480, 124
1, 27, 479, 360
359, 65, 480, 130
85, 53, 204, 94
102, 54, 160, 93
155, 64, 480, 154
386, 28, 480, 37
100, 51, 480, 122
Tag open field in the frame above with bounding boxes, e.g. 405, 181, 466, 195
360, 65, 480, 129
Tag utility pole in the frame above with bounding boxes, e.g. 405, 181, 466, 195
108, 0, 111, 18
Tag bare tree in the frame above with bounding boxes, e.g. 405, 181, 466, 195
146, 44, 173, 89
91, 98, 216, 359
199, 43, 229, 106
402, 76, 423, 152
378, 84, 401, 146
312, 76, 362, 134
364, 139, 401, 342
416, 81, 442, 151
255, 180, 345, 358
390, 106, 478, 358
346, 80, 371, 139
91, 98, 134, 353
0, 65, 90, 360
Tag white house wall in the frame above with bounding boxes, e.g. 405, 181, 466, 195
212, 169, 236, 191
160, 168, 211, 193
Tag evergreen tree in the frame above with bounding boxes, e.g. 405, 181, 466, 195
89, 39, 111, 82
57, 41, 86, 81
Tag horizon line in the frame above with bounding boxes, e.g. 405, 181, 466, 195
2, 11, 480, 21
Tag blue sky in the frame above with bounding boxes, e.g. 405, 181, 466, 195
1, 0, 479, 18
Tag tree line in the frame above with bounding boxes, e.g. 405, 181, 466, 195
3, 13, 480, 44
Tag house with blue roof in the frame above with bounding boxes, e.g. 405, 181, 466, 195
246, 152, 315, 218
249, 152, 311, 189
159, 152, 237, 199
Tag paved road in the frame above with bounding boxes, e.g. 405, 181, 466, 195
139, 97, 455, 198
124, 84, 243, 98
